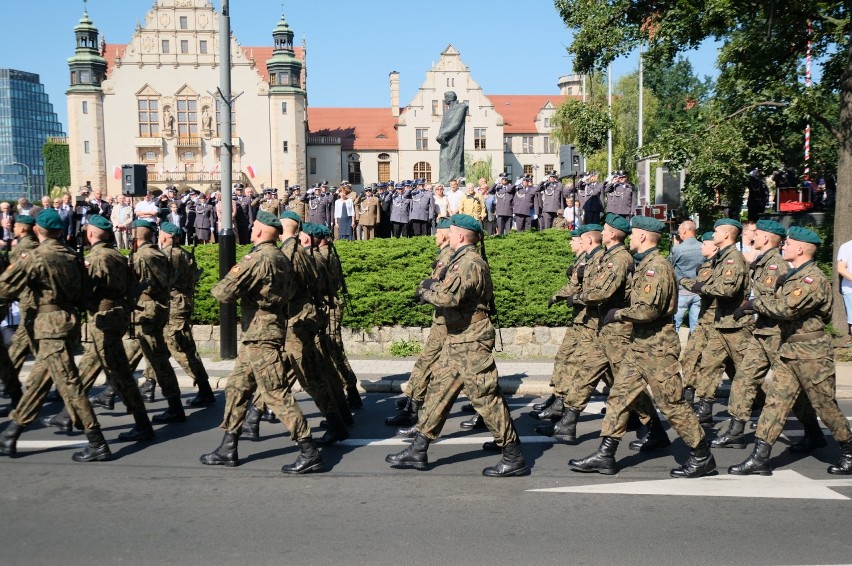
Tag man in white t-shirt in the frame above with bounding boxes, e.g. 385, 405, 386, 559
134, 192, 160, 221
838, 238, 852, 345
446, 179, 464, 216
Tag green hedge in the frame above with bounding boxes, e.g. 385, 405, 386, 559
187, 231, 578, 328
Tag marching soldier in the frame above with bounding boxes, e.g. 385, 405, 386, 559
569, 215, 715, 478
386, 213, 528, 477
488, 173, 515, 235
0, 209, 111, 462
730, 226, 852, 476
200, 211, 325, 474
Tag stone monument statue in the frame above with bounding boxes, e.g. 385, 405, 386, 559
436, 91, 468, 184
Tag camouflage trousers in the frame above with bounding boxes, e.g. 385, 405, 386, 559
756, 336, 852, 445
141, 309, 209, 387
316, 332, 352, 417
601, 327, 705, 448
562, 325, 656, 423
405, 322, 447, 403
692, 327, 751, 400
550, 323, 581, 393
0, 316, 35, 398
327, 304, 356, 389
417, 337, 519, 448
680, 324, 712, 390
12, 337, 101, 432
125, 321, 181, 400
727, 332, 816, 425
221, 341, 309, 441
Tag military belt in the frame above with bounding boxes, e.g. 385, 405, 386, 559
445, 311, 488, 331
96, 299, 121, 312
786, 331, 825, 343
256, 308, 282, 317
37, 304, 70, 314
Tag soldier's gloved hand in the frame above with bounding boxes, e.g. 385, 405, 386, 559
547, 296, 558, 308
690, 281, 705, 294
565, 265, 574, 279
601, 308, 619, 325
420, 278, 439, 291
733, 300, 754, 320
774, 273, 789, 289
576, 264, 586, 281
564, 295, 574, 307
626, 261, 636, 275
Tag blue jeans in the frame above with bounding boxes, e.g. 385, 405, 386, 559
675, 292, 701, 333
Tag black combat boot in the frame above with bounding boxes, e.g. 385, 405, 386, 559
394, 396, 409, 410
316, 411, 350, 447
0, 421, 24, 456
386, 432, 430, 470
683, 386, 696, 407
0, 386, 21, 418
711, 418, 747, 449
728, 439, 772, 476
694, 398, 714, 426
152, 396, 187, 424
139, 378, 156, 403
536, 407, 581, 441
186, 379, 216, 408
385, 398, 420, 427
461, 402, 476, 413
460, 413, 486, 431
629, 415, 672, 452
200, 432, 239, 467
72, 429, 112, 462
482, 441, 528, 477
281, 437, 325, 474
117, 410, 156, 442
346, 384, 363, 410
789, 412, 827, 453
260, 408, 279, 423
569, 437, 619, 475
90, 385, 116, 410
41, 406, 73, 434
241, 404, 262, 440
532, 397, 564, 421
827, 440, 852, 475
626, 410, 643, 432
396, 424, 418, 438
532, 393, 556, 412
482, 440, 502, 451
671, 438, 716, 478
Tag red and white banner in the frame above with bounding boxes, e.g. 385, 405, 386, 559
246, 165, 256, 178
113, 166, 121, 180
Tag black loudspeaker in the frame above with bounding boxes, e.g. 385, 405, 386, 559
121, 164, 148, 196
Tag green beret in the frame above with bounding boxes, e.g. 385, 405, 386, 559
300, 221, 316, 235
578, 223, 602, 235
604, 213, 631, 234
713, 217, 742, 231
450, 213, 483, 234
435, 218, 452, 230
700, 231, 715, 242
160, 221, 181, 237
319, 225, 333, 239
36, 209, 65, 231
279, 211, 302, 226
88, 214, 113, 232
132, 219, 155, 230
755, 219, 786, 238
630, 215, 665, 234
255, 210, 282, 230
569, 228, 582, 237
14, 214, 35, 226
786, 225, 822, 246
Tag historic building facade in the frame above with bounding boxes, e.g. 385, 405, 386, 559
66, 0, 306, 196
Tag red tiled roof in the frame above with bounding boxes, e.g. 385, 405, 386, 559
488, 94, 576, 133
308, 108, 398, 151
103, 43, 126, 76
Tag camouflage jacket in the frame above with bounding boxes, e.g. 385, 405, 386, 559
280, 237, 320, 325
748, 247, 788, 336
132, 242, 174, 304
694, 260, 716, 326
553, 251, 587, 323
420, 244, 494, 344
577, 243, 632, 337
211, 241, 293, 343
430, 244, 454, 325
574, 245, 605, 330
752, 259, 832, 360
160, 244, 200, 318
9, 234, 39, 312
615, 247, 678, 341
0, 238, 82, 340
84, 241, 128, 314
683, 243, 750, 330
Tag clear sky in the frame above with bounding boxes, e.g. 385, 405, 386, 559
0, 0, 721, 131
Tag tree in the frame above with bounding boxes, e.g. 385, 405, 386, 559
42, 140, 71, 193
554, 0, 849, 329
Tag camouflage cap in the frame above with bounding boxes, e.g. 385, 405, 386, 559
604, 213, 631, 234
87, 214, 113, 232
578, 223, 603, 235
450, 213, 483, 234
131, 219, 155, 230
14, 214, 35, 226
279, 210, 302, 227
714, 217, 743, 231
755, 219, 786, 238
36, 209, 65, 231
435, 218, 452, 230
255, 210, 282, 230
786, 225, 822, 246
700, 231, 715, 242
160, 221, 181, 237
630, 216, 665, 234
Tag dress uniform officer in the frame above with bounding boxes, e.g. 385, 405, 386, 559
577, 172, 604, 226
388, 182, 412, 238
257, 188, 280, 217
730, 226, 852, 476
538, 171, 566, 230
356, 187, 381, 240
511, 176, 538, 232
569, 215, 716, 478
407, 180, 435, 236
604, 171, 635, 218
303, 185, 332, 228
488, 173, 515, 235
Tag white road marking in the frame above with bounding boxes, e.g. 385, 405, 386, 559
15, 440, 88, 450
527, 470, 852, 501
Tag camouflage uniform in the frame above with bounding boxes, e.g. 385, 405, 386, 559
315, 245, 357, 390
600, 247, 705, 448
0, 239, 101, 431
212, 241, 310, 441
549, 252, 588, 396
416, 245, 519, 448
0, 234, 39, 401
680, 261, 720, 395
753, 260, 852, 445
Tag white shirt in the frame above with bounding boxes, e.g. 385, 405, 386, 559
838, 240, 852, 294
134, 200, 159, 218
334, 198, 354, 220
433, 195, 449, 218
446, 188, 463, 214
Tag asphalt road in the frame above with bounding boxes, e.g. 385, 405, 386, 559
1, 392, 851, 566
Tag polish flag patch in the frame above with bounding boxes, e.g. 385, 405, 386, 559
646, 270, 655, 277
726, 259, 735, 264
768, 265, 778, 270
803, 276, 814, 284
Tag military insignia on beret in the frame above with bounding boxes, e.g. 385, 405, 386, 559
643, 284, 652, 294
803, 277, 814, 284
792, 288, 803, 297
646, 270, 655, 277
230, 265, 242, 274
768, 265, 778, 271
725, 269, 733, 276
726, 259, 735, 264
764, 276, 774, 285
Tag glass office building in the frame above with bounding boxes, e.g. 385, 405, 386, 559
0, 69, 65, 202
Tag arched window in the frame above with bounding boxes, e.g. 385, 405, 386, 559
413, 162, 432, 184
378, 153, 391, 161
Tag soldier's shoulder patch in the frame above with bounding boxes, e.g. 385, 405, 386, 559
725, 269, 733, 276
768, 264, 778, 271
792, 288, 803, 297
230, 264, 242, 275
803, 276, 814, 284
646, 270, 655, 277
726, 259, 735, 264
764, 276, 774, 285
643, 284, 652, 294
